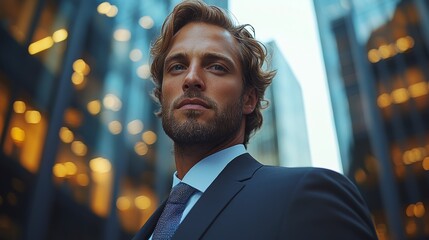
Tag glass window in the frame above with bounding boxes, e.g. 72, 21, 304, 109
29, 0, 73, 74
3, 97, 48, 173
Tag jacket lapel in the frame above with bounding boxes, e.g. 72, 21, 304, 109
131, 201, 166, 240
172, 154, 262, 239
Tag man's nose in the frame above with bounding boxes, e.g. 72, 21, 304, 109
182, 64, 205, 91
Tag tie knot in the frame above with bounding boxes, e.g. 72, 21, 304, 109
168, 182, 197, 204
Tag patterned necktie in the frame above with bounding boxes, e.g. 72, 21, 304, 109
152, 182, 197, 240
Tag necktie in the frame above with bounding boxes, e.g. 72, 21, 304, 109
152, 182, 197, 240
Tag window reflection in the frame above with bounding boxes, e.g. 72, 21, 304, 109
3, 100, 47, 173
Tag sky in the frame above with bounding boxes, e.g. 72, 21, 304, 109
230, 0, 343, 172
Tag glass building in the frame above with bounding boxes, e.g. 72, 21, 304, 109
314, 0, 429, 239
248, 41, 311, 167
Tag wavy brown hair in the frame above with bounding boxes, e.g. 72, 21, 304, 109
150, 0, 276, 145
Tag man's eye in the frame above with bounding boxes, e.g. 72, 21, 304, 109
208, 64, 227, 72
170, 64, 186, 71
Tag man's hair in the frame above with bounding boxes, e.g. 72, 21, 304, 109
150, 0, 276, 145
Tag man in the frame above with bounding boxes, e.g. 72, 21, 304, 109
133, 0, 378, 239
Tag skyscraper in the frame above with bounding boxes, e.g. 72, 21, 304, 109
314, 0, 429, 239
248, 41, 312, 167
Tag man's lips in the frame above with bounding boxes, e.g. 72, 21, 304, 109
176, 98, 210, 110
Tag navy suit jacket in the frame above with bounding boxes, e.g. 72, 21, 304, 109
133, 154, 377, 240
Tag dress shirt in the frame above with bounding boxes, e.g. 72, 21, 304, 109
173, 144, 246, 222
149, 144, 246, 239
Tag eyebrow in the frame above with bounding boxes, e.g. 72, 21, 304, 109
164, 52, 188, 68
202, 52, 236, 66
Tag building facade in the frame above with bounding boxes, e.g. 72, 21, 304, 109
247, 41, 311, 167
314, 0, 429, 239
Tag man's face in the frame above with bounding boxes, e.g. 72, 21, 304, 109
160, 22, 247, 145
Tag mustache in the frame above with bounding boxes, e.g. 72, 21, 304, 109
172, 91, 217, 109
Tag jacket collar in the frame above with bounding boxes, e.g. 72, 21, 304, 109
132, 153, 262, 240
173, 153, 262, 239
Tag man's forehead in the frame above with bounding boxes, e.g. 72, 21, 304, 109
166, 22, 241, 63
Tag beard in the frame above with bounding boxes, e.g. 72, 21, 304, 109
161, 92, 243, 146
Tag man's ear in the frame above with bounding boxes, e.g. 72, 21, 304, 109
242, 88, 257, 115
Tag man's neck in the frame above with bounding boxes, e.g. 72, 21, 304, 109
173, 138, 241, 179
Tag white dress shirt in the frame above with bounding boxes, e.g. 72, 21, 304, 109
173, 144, 247, 222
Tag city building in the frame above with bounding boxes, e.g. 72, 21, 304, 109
314, 0, 429, 239
248, 41, 311, 167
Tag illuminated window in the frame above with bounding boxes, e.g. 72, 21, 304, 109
3, 102, 48, 173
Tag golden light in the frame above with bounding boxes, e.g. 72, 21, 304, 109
113, 29, 131, 42
97, 2, 111, 14
106, 5, 118, 17
72, 59, 90, 75
405, 36, 414, 48
408, 82, 428, 98
13, 101, 26, 113
135, 195, 151, 210
139, 16, 154, 29
116, 196, 131, 211
129, 49, 143, 62
24, 110, 42, 124
391, 88, 409, 104
71, 71, 85, 86
76, 173, 89, 186
414, 202, 425, 218
396, 36, 414, 52
89, 157, 112, 173
142, 130, 157, 145
377, 93, 391, 108
423, 157, 429, 170
388, 44, 398, 57
134, 142, 148, 156
403, 150, 414, 165
367, 49, 381, 63
11, 127, 25, 143
52, 29, 68, 43
414, 148, 426, 160
108, 121, 122, 135
64, 161, 78, 175
103, 94, 122, 111
71, 140, 87, 156
87, 100, 101, 115
28, 36, 54, 55
59, 127, 74, 143
406, 204, 414, 217
53, 163, 67, 178
396, 37, 409, 52
127, 120, 144, 135
378, 45, 391, 59
137, 64, 151, 79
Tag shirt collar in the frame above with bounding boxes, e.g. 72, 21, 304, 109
172, 144, 247, 192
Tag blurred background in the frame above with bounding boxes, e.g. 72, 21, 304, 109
0, 0, 428, 239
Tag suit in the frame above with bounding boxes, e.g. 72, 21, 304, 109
133, 153, 378, 240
